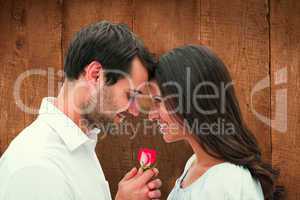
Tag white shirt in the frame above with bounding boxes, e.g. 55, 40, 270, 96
167, 154, 264, 200
0, 97, 112, 200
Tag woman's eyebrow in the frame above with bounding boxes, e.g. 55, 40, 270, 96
152, 95, 163, 101
133, 89, 143, 94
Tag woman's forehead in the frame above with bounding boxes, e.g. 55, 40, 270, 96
147, 81, 161, 96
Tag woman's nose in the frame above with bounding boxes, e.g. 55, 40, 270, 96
148, 108, 159, 121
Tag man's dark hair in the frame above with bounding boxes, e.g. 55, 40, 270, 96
64, 21, 156, 85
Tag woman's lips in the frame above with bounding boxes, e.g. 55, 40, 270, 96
157, 122, 168, 134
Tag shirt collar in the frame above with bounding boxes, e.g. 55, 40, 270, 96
38, 97, 100, 152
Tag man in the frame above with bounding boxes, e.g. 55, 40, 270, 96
0, 21, 161, 200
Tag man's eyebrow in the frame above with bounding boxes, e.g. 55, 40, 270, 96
129, 89, 145, 95
132, 89, 142, 94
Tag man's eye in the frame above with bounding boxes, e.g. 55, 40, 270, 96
128, 92, 137, 100
127, 93, 133, 100
128, 90, 142, 100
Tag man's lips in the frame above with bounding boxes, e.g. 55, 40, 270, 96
114, 112, 126, 123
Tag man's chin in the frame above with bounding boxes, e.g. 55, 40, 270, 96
81, 112, 114, 129
114, 112, 126, 124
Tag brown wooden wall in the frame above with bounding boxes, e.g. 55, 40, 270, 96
0, 0, 299, 199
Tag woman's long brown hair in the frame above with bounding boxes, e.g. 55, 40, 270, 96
156, 45, 285, 199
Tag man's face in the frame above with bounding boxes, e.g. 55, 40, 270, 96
82, 57, 149, 129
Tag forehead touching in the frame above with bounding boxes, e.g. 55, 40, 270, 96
130, 57, 149, 87
117, 57, 149, 93
148, 80, 161, 97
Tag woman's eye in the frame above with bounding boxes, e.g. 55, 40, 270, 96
153, 96, 162, 104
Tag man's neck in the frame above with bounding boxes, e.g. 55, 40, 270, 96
55, 82, 83, 131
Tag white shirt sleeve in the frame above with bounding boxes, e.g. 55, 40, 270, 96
2, 165, 74, 200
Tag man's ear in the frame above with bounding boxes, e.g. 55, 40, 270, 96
84, 61, 102, 83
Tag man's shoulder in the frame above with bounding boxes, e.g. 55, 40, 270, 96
0, 117, 68, 175
0, 161, 74, 200
5, 116, 65, 153
8, 117, 49, 147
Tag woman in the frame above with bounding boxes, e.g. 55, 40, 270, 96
148, 45, 284, 199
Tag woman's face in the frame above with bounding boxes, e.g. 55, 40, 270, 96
148, 81, 187, 143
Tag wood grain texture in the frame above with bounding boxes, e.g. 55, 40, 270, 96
62, 0, 134, 53
200, 0, 272, 162
0, 0, 299, 199
62, 0, 136, 196
133, 0, 201, 55
271, 0, 300, 199
0, 0, 62, 153
133, 0, 199, 198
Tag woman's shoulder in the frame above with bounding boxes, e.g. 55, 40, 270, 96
184, 155, 264, 199
202, 162, 264, 199
183, 155, 248, 189
205, 162, 250, 184
184, 155, 248, 179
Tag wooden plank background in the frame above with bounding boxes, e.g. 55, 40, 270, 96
0, 0, 299, 199
271, 0, 300, 199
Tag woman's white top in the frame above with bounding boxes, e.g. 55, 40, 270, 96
167, 154, 264, 200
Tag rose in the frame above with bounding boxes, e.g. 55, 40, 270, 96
138, 148, 157, 170
138, 148, 157, 171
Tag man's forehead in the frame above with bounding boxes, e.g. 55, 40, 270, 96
131, 57, 149, 79
128, 57, 149, 93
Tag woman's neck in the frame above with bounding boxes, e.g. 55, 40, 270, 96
186, 136, 223, 168
179, 135, 224, 189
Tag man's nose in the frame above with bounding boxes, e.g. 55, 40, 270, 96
128, 100, 140, 117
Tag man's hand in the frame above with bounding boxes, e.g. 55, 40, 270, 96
115, 167, 162, 200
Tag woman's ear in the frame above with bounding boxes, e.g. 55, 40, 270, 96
84, 61, 102, 84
